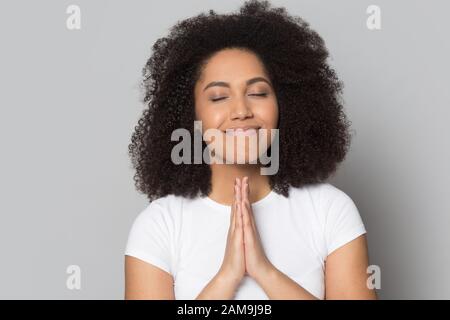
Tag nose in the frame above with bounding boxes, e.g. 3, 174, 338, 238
230, 96, 253, 120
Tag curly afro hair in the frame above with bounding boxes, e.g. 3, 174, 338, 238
128, 0, 352, 202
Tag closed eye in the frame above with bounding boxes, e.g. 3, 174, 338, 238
211, 97, 227, 102
249, 93, 268, 97
210, 93, 268, 102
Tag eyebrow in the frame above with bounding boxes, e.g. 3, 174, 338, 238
202, 76, 272, 92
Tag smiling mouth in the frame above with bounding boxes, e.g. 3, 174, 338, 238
224, 128, 259, 136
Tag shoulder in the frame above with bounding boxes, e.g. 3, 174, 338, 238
125, 195, 187, 276
291, 183, 366, 256
288, 182, 360, 224
289, 182, 356, 208
131, 194, 186, 228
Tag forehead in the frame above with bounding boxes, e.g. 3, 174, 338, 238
197, 49, 267, 85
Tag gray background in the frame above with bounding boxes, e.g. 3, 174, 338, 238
0, 0, 449, 299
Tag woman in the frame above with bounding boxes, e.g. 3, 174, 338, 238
124, 0, 377, 300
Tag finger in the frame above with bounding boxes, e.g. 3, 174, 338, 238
235, 180, 244, 241
233, 182, 241, 230
246, 176, 250, 198
229, 178, 238, 232
242, 178, 253, 224
242, 179, 257, 230
241, 180, 251, 228
233, 202, 244, 251
241, 199, 254, 248
241, 183, 253, 236
239, 179, 249, 229
244, 198, 257, 231
236, 202, 243, 235
236, 178, 241, 203
236, 180, 242, 225
241, 176, 247, 202
242, 177, 251, 212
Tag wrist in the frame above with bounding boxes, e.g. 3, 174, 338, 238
217, 269, 242, 288
253, 262, 278, 285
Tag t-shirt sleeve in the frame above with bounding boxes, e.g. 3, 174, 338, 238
323, 185, 367, 256
124, 200, 173, 275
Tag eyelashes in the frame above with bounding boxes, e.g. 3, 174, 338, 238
210, 93, 268, 102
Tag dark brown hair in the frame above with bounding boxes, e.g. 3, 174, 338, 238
129, 0, 352, 202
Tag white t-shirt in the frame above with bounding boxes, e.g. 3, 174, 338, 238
124, 182, 366, 300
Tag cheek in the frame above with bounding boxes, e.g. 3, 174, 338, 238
254, 102, 278, 148
195, 105, 226, 132
256, 101, 279, 128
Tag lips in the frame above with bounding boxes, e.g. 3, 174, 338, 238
224, 127, 260, 136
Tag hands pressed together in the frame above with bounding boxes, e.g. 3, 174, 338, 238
218, 176, 275, 286
198, 176, 322, 300
199, 176, 371, 300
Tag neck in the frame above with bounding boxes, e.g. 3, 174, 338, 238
208, 163, 272, 206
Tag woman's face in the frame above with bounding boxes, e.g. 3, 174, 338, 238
194, 48, 279, 164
